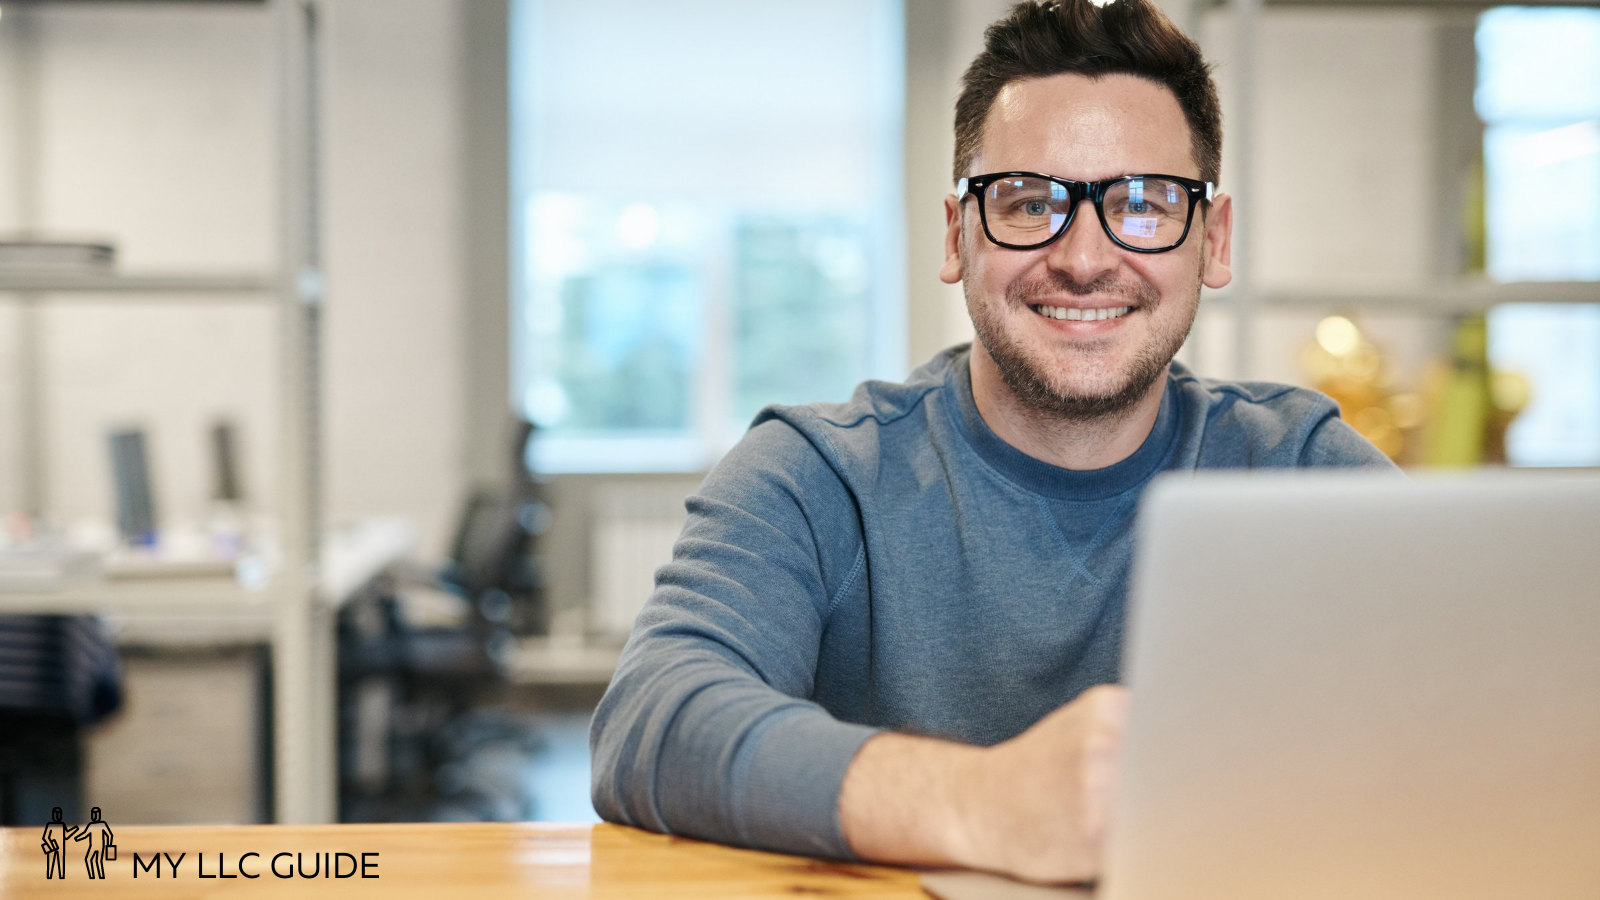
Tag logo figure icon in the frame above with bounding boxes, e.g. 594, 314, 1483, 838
41, 807, 73, 880
74, 807, 116, 879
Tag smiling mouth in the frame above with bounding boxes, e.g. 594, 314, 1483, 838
1029, 304, 1134, 322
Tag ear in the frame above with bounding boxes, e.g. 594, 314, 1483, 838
939, 194, 964, 285
1199, 192, 1233, 289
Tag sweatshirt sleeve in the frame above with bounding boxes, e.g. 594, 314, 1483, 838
589, 417, 881, 859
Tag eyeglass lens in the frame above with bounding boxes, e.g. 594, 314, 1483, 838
981, 175, 1193, 250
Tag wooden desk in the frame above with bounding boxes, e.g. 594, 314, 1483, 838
3, 822, 929, 899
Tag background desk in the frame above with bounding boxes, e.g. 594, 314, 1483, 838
0, 518, 417, 823
3, 822, 927, 898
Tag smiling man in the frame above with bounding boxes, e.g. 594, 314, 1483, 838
952, 69, 1231, 473
590, 0, 1394, 886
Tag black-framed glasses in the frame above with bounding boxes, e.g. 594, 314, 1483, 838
956, 172, 1214, 253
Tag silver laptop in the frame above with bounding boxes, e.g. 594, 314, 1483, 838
926, 470, 1600, 900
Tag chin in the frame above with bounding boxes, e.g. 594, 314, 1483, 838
1000, 351, 1167, 422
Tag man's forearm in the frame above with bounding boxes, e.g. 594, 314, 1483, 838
838, 732, 988, 868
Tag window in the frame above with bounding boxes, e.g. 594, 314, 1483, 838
1488, 304, 1600, 466
1477, 7, 1600, 467
510, 0, 906, 473
1476, 7, 1600, 282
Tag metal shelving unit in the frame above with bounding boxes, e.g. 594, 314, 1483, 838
0, 273, 276, 294
0, 0, 334, 824
1232, 280, 1600, 314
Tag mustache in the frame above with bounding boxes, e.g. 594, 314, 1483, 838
1007, 270, 1159, 308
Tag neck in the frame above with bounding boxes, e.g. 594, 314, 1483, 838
967, 344, 1167, 471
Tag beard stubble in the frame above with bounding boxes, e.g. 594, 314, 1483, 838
966, 265, 1199, 424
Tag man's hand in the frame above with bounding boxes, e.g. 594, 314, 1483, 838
838, 684, 1130, 885
954, 684, 1130, 882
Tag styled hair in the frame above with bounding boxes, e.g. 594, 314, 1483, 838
953, 0, 1222, 185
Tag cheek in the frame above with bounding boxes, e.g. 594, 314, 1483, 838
969, 243, 1049, 294
963, 240, 1006, 293
1130, 253, 1201, 299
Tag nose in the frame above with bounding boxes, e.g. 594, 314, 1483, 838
1045, 197, 1120, 283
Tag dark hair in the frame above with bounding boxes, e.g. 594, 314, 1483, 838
953, 0, 1222, 186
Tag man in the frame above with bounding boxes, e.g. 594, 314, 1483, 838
590, 0, 1394, 885
73, 806, 113, 879
41, 806, 75, 879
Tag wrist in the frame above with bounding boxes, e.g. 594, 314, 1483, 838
939, 741, 995, 870
838, 732, 991, 868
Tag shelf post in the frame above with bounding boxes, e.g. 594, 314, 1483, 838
5, 6, 48, 519
272, 0, 330, 826
1227, 0, 1261, 380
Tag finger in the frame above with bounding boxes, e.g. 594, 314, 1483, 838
1084, 684, 1130, 733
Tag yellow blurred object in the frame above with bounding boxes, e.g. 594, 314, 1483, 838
1304, 313, 1530, 468
1487, 370, 1531, 464
1301, 314, 1410, 462
1461, 160, 1487, 275
1315, 316, 1362, 357
1388, 392, 1425, 431
1419, 315, 1492, 467
1416, 315, 1529, 467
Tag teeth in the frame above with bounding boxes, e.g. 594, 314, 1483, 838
1033, 305, 1133, 321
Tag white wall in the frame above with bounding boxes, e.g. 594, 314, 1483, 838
1195, 5, 1454, 387
1213, 8, 1440, 289
904, 0, 1009, 367
323, 0, 468, 554
0, 0, 469, 555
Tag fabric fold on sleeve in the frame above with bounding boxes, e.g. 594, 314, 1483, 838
727, 706, 879, 857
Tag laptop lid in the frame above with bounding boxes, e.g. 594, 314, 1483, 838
1100, 470, 1600, 900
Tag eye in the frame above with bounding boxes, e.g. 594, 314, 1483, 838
1022, 199, 1051, 216
1126, 199, 1151, 214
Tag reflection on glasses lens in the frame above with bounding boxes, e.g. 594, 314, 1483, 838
1103, 178, 1190, 249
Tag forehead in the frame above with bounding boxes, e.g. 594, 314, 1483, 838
976, 72, 1196, 181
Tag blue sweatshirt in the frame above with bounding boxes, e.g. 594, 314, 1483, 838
590, 346, 1394, 860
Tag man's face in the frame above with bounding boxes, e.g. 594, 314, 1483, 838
941, 72, 1232, 420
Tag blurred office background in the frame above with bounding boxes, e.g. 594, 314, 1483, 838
0, 0, 1594, 826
